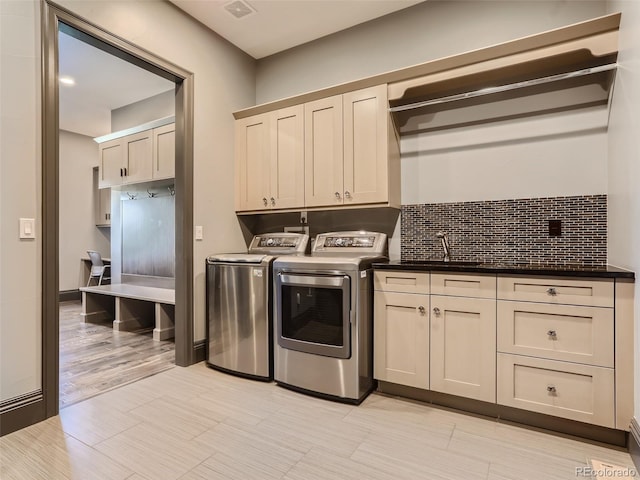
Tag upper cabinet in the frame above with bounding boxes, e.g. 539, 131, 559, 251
235, 105, 305, 211
305, 85, 397, 209
235, 85, 400, 213
95, 117, 175, 189
152, 123, 175, 181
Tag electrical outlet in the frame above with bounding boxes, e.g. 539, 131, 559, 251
549, 219, 561, 237
300, 210, 308, 224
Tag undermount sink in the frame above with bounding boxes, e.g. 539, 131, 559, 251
403, 260, 482, 266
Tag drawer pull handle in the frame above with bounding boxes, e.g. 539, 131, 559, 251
335, 192, 341, 200
418, 306, 426, 315
263, 197, 268, 206
547, 330, 557, 338
547, 287, 557, 296
547, 385, 557, 394
433, 307, 441, 316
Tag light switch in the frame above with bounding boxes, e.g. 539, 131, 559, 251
195, 225, 203, 241
20, 218, 36, 239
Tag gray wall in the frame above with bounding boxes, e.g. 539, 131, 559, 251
256, 1, 606, 103
0, 0, 255, 403
111, 89, 175, 132
605, 0, 640, 418
255, 0, 609, 259
59, 130, 111, 292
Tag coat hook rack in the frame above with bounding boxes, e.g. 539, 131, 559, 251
168, 185, 175, 196
147, 188, 157, 198
127, 192, 137, 200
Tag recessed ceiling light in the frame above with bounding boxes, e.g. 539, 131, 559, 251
59, 76, 75, 86
223, 0, 255, 19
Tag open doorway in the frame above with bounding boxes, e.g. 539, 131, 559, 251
41, 2, 195, 420
57, 24, 178, 407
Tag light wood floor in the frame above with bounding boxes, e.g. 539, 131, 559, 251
2, 362, 637, 479
59, 300, 175, 407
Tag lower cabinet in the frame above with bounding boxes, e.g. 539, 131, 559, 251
373, 270, 632, 433
374, 290, 429, 389
430, 295, 496, 403
497, 353, 615, 428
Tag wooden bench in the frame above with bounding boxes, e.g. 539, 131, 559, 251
79, 284, 175, 341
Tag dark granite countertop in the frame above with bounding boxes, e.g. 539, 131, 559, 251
373, 260, 635, 279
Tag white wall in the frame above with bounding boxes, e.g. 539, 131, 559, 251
606, 0, 640, 418
0, 0, 254, 404
58, 130, 110, 292
401, 108, 609, 205
0, 0, 42, 402
111, 89, 175, 132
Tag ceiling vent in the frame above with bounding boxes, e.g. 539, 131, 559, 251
223, 0, 255, 19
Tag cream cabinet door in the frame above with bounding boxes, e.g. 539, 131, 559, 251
270, 105, 304, 209
304, 95, 344, 208
374, 291, 429, 389
152, 123, 175, 180
98, 138, 124, 188
430, 295, 496, 402
96, 187, 111, 227
235, 113, 270, 211
343, 85, 388, 205
122, 130, 153, 185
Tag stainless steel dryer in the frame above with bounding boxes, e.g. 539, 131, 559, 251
273, 231, 387, 403
206, 232, 308, 381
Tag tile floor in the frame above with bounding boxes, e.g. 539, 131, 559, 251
1, 363, 637, 480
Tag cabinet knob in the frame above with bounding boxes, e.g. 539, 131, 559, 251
270, 197, 275, 206
335, 192, 341, 200
433, 307, 441, 316
344, 191, 351, 199
120, 168, 123, 177
547, 385, 557, 394
263, 197, 268, 206
418, 306, 425, 314
547, 287, 557, 296
547, 329, 557, 338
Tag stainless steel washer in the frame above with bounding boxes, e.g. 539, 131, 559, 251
206, 232, 308, 380
273, 231, 387, 402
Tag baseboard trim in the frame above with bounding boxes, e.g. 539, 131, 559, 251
630, 418, 640, 472
0, 390, 45, 436
59, 289, 81, 302
378, 381, 628, 447
193, 340, 206, 363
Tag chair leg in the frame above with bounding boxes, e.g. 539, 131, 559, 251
98, 272, 104, 286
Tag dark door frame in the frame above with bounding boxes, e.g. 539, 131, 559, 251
0, 0, 195, 436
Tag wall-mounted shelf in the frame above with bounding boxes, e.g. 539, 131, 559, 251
390, 64, 616, 135
387, 24, 619, 135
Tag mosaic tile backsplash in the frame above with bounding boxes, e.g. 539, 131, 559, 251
401, 195, 607, 266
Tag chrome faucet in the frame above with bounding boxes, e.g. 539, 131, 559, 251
436, 231, 451, 262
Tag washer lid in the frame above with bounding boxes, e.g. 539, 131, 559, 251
207, 253, 270, 264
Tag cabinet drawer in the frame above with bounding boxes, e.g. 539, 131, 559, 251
431, 272, 496, 299
497, 276, 614, 307
497, 353, 614, 428
497, 301, 614, 367
374, 271, 429, 294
